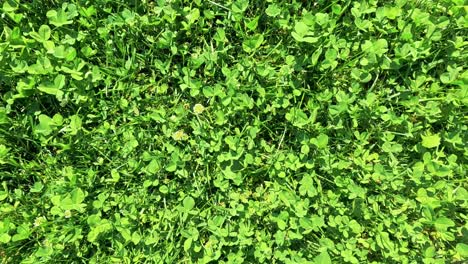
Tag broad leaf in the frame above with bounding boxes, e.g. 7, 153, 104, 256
422, 134, 441, 148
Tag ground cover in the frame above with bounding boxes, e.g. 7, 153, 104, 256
0, 0, 467, 263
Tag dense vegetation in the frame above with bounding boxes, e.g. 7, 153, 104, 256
1, 0, 467, 263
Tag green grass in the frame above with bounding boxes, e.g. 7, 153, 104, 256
1, 0, 467, 263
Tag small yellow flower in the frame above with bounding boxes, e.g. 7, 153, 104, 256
172, 129, 187, 141
43, 239, 52, 248
193, 104, 205, 114
34, 216, 46, 227
64, 210, 72, 218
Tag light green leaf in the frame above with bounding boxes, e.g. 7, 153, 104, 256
12, 225, 30, 242
311, 47, 323, 66
30, 182, 44, 193
311, 134, 328, 149
434, 217, 455, 231
47, 9, 73, 27
314, 251, 331, 264
43, 40, 55, 53
87, 220, 112, 242
131, 232, 141, 245
232, 0, 249, 13
362, 39, 388, 56
30, 25, 51, 43
37, 84, 59, 96
53, 45, 66, 58
422, 134, 441, 148
184, 238, 192, 252
87, 229, 99, 243
38, 25, 51, 40
265, 4, 281, 17
294, 22, 309, 37
0, 233, 11, 243
315, 13, 329, 26
186, 8, 200, 24
146, 159, 160, 174
69, 115, 82, 135
302, 36, 320, 43
35, 114, 53, 136
382, 142, 403, 153
183, 196, 195, 212
299, 174, 317, 197
242, 34, 264, 53
119, 228, 132, 242
165, 161, 177, 172
383, 6, 402, 19
285, 107, 309, 128
0, 144, 10, 160
2, 0, 19, 12
37, 74, 65, 100
456, 243, 468, 257
110, 169, 120, 182
70, 188, 85, 204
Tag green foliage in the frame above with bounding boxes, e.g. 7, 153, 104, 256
1, 0, 467, 263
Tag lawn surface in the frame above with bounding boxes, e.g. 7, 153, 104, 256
1, 0, 467, 263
